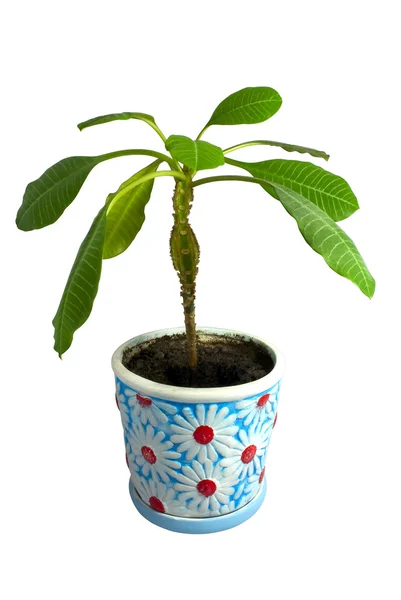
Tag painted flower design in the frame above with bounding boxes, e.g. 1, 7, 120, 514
170, 404, 239, 464
134, 476, 187, 515
124, 388, 177, 426
219, 494, 250, 515
128, 422, 181, 483
173, 459, 238, 514
233, 463, 266, 503
115, 381, 123, 408
116, 382, 131, 429
246, 465, 266, 494
220, 421, 272, 480
235, 383, 279, 427
125, 437, 139, 475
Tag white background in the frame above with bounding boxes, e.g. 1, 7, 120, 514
1, 1, 400, 598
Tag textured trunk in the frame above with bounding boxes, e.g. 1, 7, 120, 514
170, 178, 200, 369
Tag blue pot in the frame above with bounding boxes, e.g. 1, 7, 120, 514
112, 327, 284, 534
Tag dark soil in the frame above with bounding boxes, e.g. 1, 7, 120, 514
122, 333, 275, 388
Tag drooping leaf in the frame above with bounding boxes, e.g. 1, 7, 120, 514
103, 160, 161, 259
17, 156, 106, 231
269, 184, 375, 298
53, 205, 107, 357
77, 112, 157, 132
16, 150, 157, 231
205, 87, 282, 128
226, 157, 358, 221
225, 139, 329, 161
165, 135, 224, 171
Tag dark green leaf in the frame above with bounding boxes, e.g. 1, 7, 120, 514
78, 112, 156, 132
16, 150, 159, 231
165, 135, 224, 171
206, 87, 282, 128
226, 157, 358, 221
103, 160, 160, 259
53, 205, 107, 357
17, 156, 107, 231
270, 184, 375, 298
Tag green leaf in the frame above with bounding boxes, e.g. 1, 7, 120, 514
206, 87, 282, 128
16, 156, 108, 231
270, 184, 375, 298
165, 135, 225, 171
16, 150, 165, 231
53, 205, 107, 357
77, 112, 157, 132
103, 160, 160, 259
226, 158, 358, 221
224, 139, 329, 161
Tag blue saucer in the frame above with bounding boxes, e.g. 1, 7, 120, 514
128, 479, 266, 534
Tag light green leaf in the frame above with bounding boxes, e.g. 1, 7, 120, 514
271, 184, 375, 298
16, 150, 167, 231
165, 135, 224, 171
206, 87, 282, 128
103, 160, 160, 259
77, 112, 156, 132
226, 157, 358, 221
224, 139, 329, 161
53, 205, 107, 357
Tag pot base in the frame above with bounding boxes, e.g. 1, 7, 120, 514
128, 478, 266, 534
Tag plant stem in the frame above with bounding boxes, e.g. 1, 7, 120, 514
102, 149, 179, 171
192, 173, 275, 193
223, 140, 272, 154
196, 125, 209, 140
147, 121, 168, 143
223, 140, 330, 160
170, 179, 200, 371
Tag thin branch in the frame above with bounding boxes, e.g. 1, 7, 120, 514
223, 140, 330, 161
196, 125, 209, 140
103, 149, 179, 171
192, 174, 275, 193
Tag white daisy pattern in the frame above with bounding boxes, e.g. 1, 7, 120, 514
233, 463, 266, 502
220, 421, 272, 480
219, 494, 251, 515
246, 464, 266, 495
173, 459, 239, 514
128, 422, 181, 483
170, 404, 239, 464
116, 382, 131, 429
115, 377, 281, 518
125, 437, 139, 475
134, 476, 188, 515
235, 383, 279, 427
124, 388, 177, 427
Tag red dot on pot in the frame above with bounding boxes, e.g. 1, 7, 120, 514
241, 444, 257, 464
197, 479, 217, 497
273, 413, 278, 428
193, 425, 214, 445
115, 394, 119, 409
137, 395, 152, 407
141, 446, 157, 464
149, 496, 165, 512
257, 393, 270, 407
259, 467, 266, 484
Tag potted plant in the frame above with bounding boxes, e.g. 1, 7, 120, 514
16, 86, 375, 534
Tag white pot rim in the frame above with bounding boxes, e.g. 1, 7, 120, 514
112, 326, 285, 404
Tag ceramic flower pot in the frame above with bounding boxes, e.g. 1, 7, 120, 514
112, 326, 284, 534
